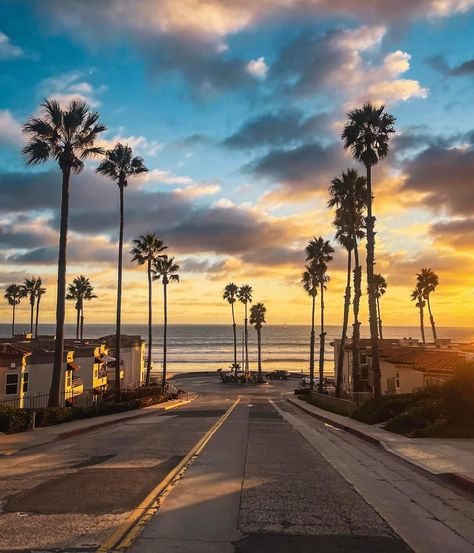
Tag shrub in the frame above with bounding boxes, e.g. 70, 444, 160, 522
384, 412, 428, 434
440, 363, 474, 423
0, 404, 31, 433
34, 407, 75, 427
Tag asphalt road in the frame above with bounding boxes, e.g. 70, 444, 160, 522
0, 375, 473, 552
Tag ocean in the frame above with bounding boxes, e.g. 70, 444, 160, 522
1, 323, 473, 378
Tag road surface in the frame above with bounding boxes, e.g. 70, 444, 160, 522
0, 375, 473, 552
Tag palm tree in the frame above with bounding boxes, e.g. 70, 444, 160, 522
411, 285, 426, 344
96, 143, 148, 397
237, 285, 253, 371
305, 237, 334, 393
302, 265, 318, 390
34, 278, 46, 338
223, 283, 239, 375
131, 233, 167, 386
24, 277, 41, 335
153, 255, 179, 386
23, 99, 106, 407
4, 284, 26, 338
373, 274, 387, 339
250, 302, 266, 381
328, 169, 367, 396
66, 276, 96, 339
417, 268, 439, 342
342, 103, 396, 397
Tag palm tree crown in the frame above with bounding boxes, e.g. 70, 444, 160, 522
328, 168, 367, 212
131, 233, 167, 266
96, 142, 148, 186
237, 284, 253, 305
341, 103, 396, 168
305, 237, 334, 268
301, 265, 319, 298
66, 275, 96, 305
223, 283, 239, 304
4, 284, 26, 307
153, 256, 180, 284
411, 285, 425, 308
250, 303, 266, 329
373, 274, 388, 298
23, 99, 106, 172
417, 268, 439, 297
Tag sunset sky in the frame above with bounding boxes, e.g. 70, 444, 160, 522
0, 0, 473, 328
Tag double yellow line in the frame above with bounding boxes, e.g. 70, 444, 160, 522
97, 396, 241, 552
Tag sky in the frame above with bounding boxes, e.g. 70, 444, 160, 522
0, 0, 473, 328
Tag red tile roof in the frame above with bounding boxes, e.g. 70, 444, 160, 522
379, 346, 466, 375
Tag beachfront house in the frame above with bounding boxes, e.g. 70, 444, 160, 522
0, 343, 32, 408
100, 334, 145, 389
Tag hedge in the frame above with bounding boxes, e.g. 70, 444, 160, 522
0, 391, 179, 434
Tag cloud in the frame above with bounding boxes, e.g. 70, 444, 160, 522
245, 141, 344, 200
430, 218, 474, 252
0, 110, 23, 147
428, 54, 474, 77
402, 144, 474, 216
172, 183, 221, 199
38, 72, 105, 107
223, 109, 329, 149
0, 32, 24, 60
246, 57, 268, 80
271, 26, 427, 105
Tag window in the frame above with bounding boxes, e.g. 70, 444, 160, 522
22, 372, 29, 394
65, 371, 72, 388
5, 373, 19, 395
396, 369, 400, 389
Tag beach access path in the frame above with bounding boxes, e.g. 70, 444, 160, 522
0, 375, 473, 552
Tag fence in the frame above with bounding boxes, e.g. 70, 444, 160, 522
0, 382, 178, 410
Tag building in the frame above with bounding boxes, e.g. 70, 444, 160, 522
333, 338, 472, 396
100, 334, 145, 388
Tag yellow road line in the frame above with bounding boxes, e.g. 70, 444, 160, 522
97, 396, 240, 552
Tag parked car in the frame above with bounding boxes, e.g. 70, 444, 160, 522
266, 370, 290, 380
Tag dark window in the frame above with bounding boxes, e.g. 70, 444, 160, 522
5, 373, 19, 395
22, 372, 29, 393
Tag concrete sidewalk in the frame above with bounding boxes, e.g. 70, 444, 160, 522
0, 394, 197, 456
288, 396, 474, 490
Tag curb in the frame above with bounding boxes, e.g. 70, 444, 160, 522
0, 395, 198, 456
287, 396, 474, 495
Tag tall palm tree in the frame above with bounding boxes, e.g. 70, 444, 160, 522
305, 237, 334, 393
237, 284, 253, 371
153, 255, 179, 386
417, 268, 439, 342
411, 285, 426, 344
96, 143, 148, 397
342, 103, 396, 397
4, 284, 26, 338
34, 278, 46, 338
24, 277, 41, 335
23, 99, 106, 407
66, 276, 96, 339
250, 302, 266, 381
223, 283, 239, 374
373, 274, 387, 339
131, 233, 167, 386
328, 169, 367, 396
302, 265, 318, 390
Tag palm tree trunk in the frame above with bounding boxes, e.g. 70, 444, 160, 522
352, 238, 361, 394
426, 296, 437, 342
162, 282, 168, 385
75, 306, 80, 340
80, 306, 84, 340
29, 300, 34, 335
114, 182, 125, 399
11, 303, 16, 338
419, 305, 426, 344
318, 283, 326, 394
244, 303, 249, 371
309, 294, 315, 390
231, 302, 237, 375
145, 259, 153, 386
336, 249, 352, 397
377, 297, 383, 339
365, 164, 381, 397
50, 166, 71, 408
35, 295, 41, 338
257, 326, 262, 379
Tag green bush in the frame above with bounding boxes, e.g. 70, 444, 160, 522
0, 404, 32, 433
384, 412, 428, 434
440, 363, 474, 423
34, 407, 75, 427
